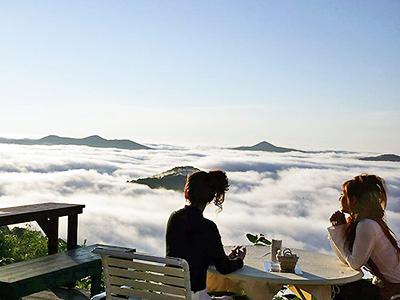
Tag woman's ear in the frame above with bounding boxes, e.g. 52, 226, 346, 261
184, 189, 189, 200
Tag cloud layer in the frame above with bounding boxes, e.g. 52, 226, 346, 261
0, 144, 399, 255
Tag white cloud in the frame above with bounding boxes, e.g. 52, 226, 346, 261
0, 144, 399, 256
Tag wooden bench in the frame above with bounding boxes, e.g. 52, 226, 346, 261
0, 245, 102, 300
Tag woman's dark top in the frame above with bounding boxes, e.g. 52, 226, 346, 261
166, 205, 243, 292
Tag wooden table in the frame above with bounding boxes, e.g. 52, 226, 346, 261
207, 245, 363, 300
0, 202, 85, 254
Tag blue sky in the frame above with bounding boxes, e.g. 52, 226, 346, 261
1, 1, 399, 152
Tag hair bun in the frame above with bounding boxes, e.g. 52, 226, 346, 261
184, 170, 230, 211
208, 170, 229, 193
359, 174, 385, 193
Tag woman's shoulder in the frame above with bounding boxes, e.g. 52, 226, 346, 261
359, 218, 380, 226
358, 218, 382, 233
167, 207, 187, 223
169, 207, 183, 217
202, 216, 217, 226
202, 217, 219, 232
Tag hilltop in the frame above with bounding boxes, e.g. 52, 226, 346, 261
232, 141, 304, 153
130, 166, 201, 191
359, 154, 400, 162
0, 135, 151, 150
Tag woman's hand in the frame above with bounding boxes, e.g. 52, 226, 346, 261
330, 210, 346, 226
237, 247, 246, 260
228, 246, 246, 260
228, 246, 241, 258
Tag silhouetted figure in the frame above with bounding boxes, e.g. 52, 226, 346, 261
166, 170, 246, 300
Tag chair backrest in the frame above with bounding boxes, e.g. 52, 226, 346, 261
93, 247, 192, 300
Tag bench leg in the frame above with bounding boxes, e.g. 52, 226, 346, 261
0, 288, 21, 300
90, 273, 103, 297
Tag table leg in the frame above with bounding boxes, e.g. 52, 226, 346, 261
207, 273, 244, 294
90, 273, 103, 297
290, 285, 310, 300
37, 217, 59, 254
207, 272, 282, 300
292, 285, 332, 300
240, 280, 282, 300
66, 214, 79, 289
67, 214, 78, 250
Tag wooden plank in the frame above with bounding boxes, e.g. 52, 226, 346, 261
0, 261, 102, 299
107, 267, 186, 287
1, 255, 89, 280
22, 287, 90, 299
0, 244, 102, 299
0, 246, 100, 282
110, 286, 184, 300
0, 259, 101, 284
0, 203, 84, 226
110, 276, 187, 296
94, 249, 184, 267
0, 255, 96, 280
106, 257, 185, 278
103, 257, 113, 300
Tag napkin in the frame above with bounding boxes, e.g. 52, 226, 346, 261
264, 260, 303, 275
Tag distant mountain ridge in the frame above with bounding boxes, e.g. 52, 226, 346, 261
0, 135, 151, 150
359, 154, 400, 162
232, 141, 304, 153
130, 166, 201, 191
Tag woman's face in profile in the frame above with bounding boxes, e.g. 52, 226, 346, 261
340, 193, 351, 214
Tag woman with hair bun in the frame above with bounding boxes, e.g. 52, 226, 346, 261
329, 174, 400, 300
166, 170, 246, 300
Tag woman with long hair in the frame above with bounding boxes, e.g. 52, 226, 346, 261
329, 174, 400, 300
166, 170, 246, 300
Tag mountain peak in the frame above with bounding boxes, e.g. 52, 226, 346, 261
83, 135, 106, 141
232, 141, 303, 153
255, 141, 276, 147
40, 134, 60, 139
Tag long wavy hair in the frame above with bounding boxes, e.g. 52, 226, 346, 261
343, 174, 400, 277
184, 170, 229, 211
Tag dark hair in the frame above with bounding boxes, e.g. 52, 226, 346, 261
342, 174, 400, 277
184, 170, 229, 211
342, 174, 387, 219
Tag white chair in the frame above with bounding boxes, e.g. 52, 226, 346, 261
93, 247, 192, 300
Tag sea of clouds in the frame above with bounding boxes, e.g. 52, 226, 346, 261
0, 143, 399, 255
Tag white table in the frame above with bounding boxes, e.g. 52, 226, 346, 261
207, 245, 363, 300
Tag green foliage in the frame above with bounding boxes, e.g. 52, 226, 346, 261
75, 275, 93, 290
272, 285, 312, 300
246, 233, 271, 246
273, 296, 302, 300
0, 225, 65, 266
0, 225, 95, 290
